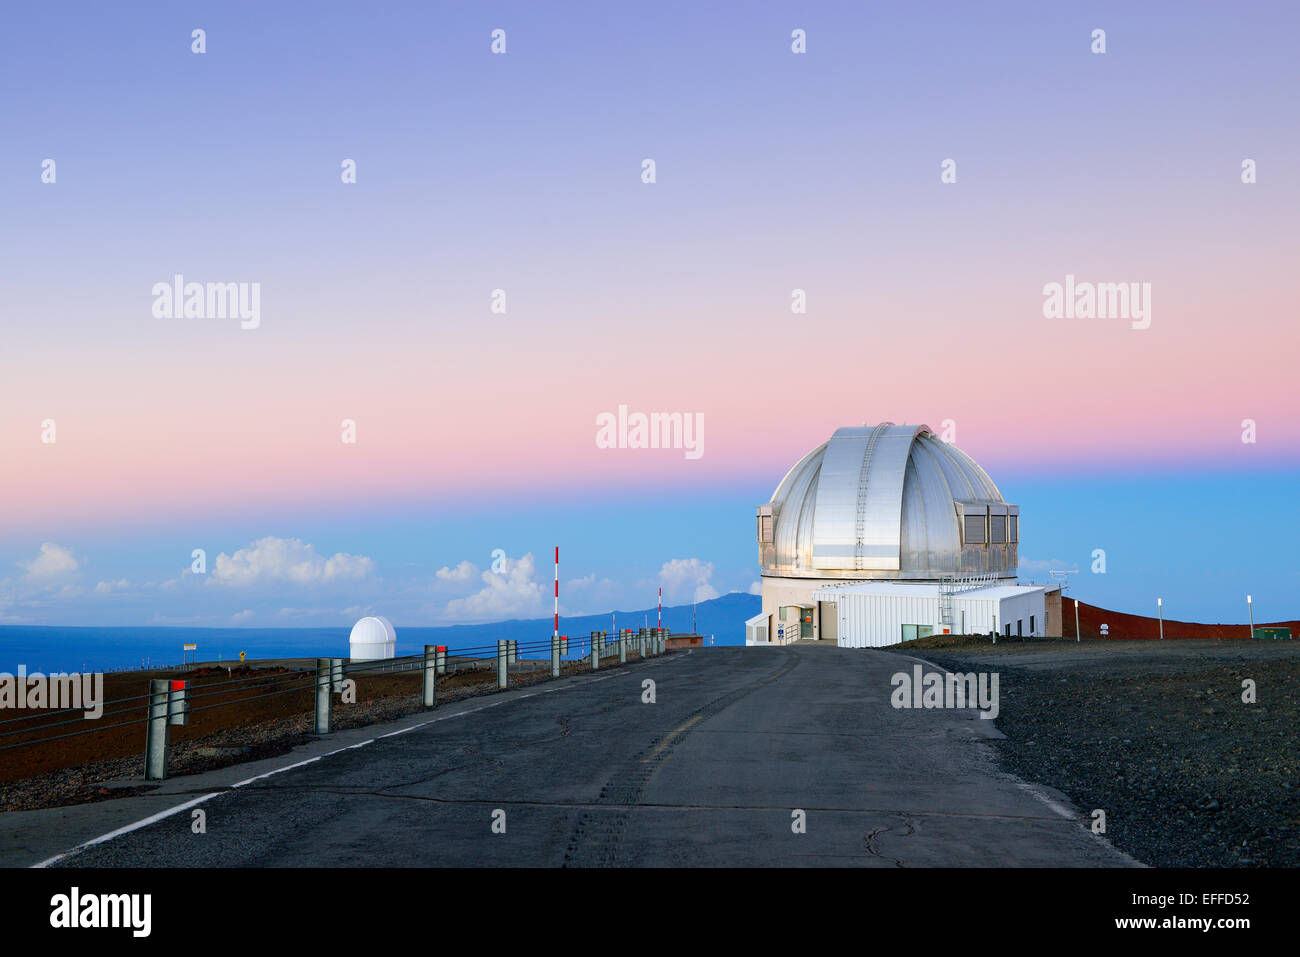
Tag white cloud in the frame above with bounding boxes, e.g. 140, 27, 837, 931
18, 543, 79, 581
1019, 558, 1078, 572
435, 561, 479, 585
209, 537, 374, 587
658, 558, 719, 604
95, 578, 130, 594
444, 552, 546, 622
748, 580, 762, 595
565, 573, 624, 615
232, 609, 255, 623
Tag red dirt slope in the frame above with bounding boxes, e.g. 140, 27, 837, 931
1062, 598, 1297, 641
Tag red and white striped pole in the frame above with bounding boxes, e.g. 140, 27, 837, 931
657, 587, 662, 629
554, 546, 559, 639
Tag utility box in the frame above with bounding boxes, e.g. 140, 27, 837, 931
1253, 627, 1293, 640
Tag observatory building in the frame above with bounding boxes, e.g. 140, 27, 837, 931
349, 615, 397, 661
747, 423, 1060, 647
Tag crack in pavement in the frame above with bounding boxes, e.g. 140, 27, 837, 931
864, 813, 916, 868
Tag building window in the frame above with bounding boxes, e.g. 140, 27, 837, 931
990, 515, 1007, 544
1008, 514, 1018, 542
963, 514, 986, 544
1017, 619, 1023, 636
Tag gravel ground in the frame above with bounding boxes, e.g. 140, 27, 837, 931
885, 636, 1300, 867
0, 659, 602, 814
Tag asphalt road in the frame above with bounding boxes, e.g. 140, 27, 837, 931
32, 645, 1133, 867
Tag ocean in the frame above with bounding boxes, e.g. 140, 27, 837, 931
0, 593, 758, 673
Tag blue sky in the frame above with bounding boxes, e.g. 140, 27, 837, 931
1, 1, 1297, 628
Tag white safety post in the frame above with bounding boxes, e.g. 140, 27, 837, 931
423, 645, 437, 708
167, 679, 188, 727
315, 659, 332, 734
144, 679, 170, 780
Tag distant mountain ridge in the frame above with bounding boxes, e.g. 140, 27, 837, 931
414, 591, 759, 647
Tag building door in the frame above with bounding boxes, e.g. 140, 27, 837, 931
800, 607, 814, 639
819, 601, 837, 644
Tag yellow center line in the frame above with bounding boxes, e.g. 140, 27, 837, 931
642, 714, 704, 763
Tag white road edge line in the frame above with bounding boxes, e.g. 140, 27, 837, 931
32, 665, 634, 867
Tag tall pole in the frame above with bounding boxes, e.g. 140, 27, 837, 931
1074, 599, 1080, 643
1157, 597, 1163, 640
658, 587, 662, 629
553, 546, 559, 640
1247, 594, 1254, 639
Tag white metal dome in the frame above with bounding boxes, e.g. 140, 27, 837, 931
349, 615, 396, 661
757, 423, 1018, 581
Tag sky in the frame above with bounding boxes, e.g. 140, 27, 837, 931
1, 1, 1297, 628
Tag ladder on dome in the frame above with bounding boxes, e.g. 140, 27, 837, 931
853, 424, 888, 569
940, 573, 997, 628
939, 578, 954, 627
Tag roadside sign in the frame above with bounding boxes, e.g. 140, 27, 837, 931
183, 643, 197, 651
239, 651, 246, 662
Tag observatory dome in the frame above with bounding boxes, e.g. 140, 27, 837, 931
757, 423, 1018, 582
349, 615, 396, 661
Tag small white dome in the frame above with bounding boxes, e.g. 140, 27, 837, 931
349, 615, 396, 661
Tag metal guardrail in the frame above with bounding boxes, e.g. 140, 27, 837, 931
1, 628, 675, 781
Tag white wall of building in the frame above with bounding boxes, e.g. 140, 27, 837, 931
811, 583, 1047, 648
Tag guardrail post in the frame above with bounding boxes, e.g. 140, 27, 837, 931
639, 628, 648, 658
315, 658, 332, 734
331, 657, 344, 692
590, 630, 599, 670
436, 645, 447, 675
167, 679, 188, 727
497, 640, 508, 689
507, 639, 517, 665
145, 679, 169, 780
551, 635, 560, 677
423, 644, 437, 708
619, 630, 628, 663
